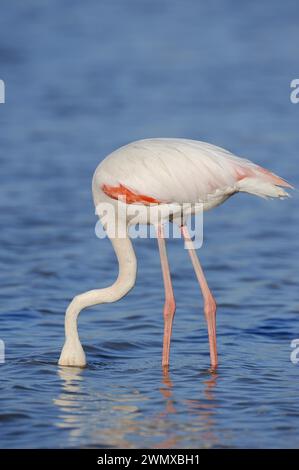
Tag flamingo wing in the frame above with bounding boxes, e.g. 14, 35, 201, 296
95, 138, 291, 205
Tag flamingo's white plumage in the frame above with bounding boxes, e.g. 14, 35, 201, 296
58, 138, 292, 369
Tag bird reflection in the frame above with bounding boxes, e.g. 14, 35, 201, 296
54, 365, 219, 448
156, 367, 219, 448
53, 366, 86, 439
184, 370, 219, 447
159, 367, 176, 415
54, 366, 143, 448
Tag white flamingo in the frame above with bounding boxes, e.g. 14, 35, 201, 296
58, 138, 292, 369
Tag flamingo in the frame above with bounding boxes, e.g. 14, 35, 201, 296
58, 138, 292, 369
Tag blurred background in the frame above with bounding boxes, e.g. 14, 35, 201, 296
0, 0, 298, 448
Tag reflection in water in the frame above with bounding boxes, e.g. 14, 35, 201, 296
54, 366, 219, 448
156, 368, 219, 448
159, 368, 176, 415
54, 367, 142, 448
54, 367, 86, 441
184, 371, 219, 448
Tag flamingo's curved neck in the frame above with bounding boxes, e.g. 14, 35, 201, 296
64, 226, 137, 342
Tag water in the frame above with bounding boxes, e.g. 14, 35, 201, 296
0, 0, 299, 449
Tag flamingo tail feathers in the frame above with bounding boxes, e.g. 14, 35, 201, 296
237, 165, 293, 199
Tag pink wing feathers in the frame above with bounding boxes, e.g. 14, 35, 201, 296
94, 138, 292, 205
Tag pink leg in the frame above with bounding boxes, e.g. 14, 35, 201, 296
157, 224, 176, 367
181, 225, 218, 369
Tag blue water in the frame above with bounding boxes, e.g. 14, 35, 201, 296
0, 0, 299, 449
